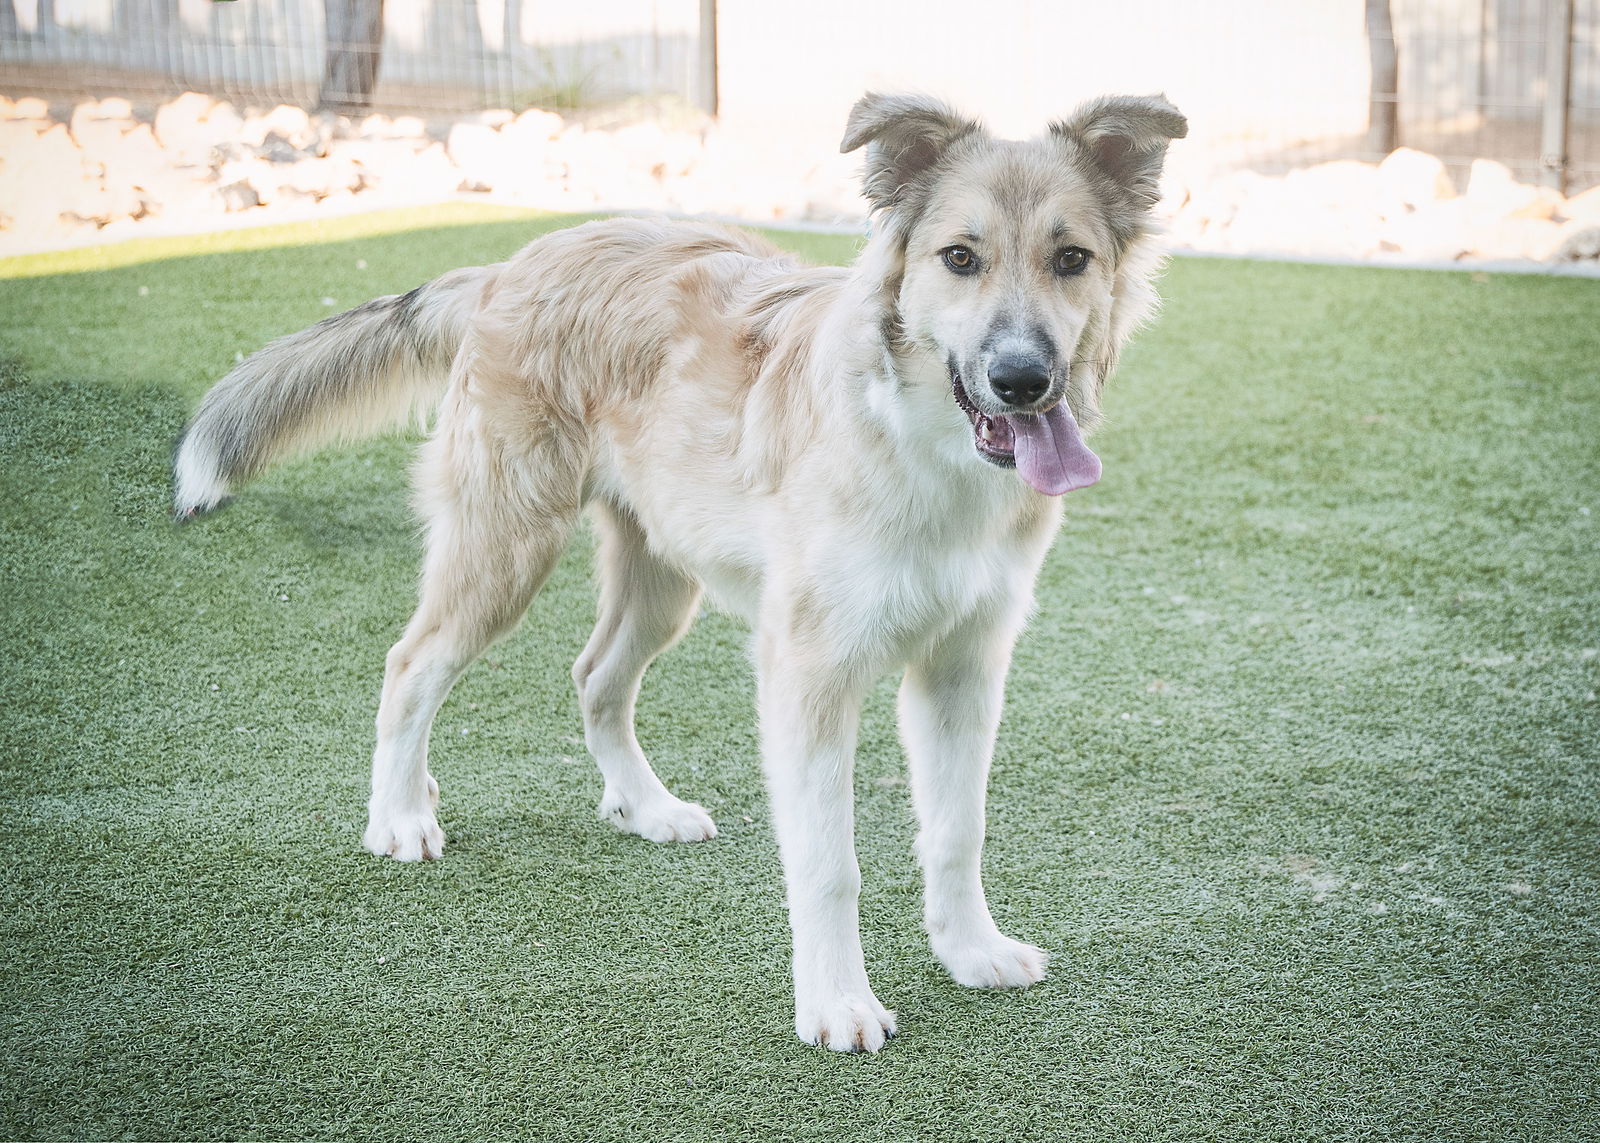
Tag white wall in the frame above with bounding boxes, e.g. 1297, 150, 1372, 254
715, 0, 1372, 159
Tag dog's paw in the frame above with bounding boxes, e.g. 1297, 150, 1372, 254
934, 932, 1049, 989
363, 805, 445, 861
795, 991, 897, 1053
599, 788, 717, 843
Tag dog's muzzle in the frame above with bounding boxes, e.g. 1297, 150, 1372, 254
949, 366, 1102, 496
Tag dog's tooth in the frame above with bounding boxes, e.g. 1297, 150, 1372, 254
979, 419, 992, 442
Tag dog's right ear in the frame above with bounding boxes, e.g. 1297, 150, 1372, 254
841, 92, 981, 212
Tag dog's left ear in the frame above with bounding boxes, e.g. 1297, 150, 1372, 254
1051, 94, 1187, 207
841, 92, 982, 212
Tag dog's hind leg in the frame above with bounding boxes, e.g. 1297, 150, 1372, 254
363, 411, 584, 861
898, 608, 1048, 989
572, 499, 716, 842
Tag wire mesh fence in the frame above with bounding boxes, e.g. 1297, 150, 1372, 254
1379, 0, 1600, 192
0, 0, 1596, 192
0, 0, 712, 117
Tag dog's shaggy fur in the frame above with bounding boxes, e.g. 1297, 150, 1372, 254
175, 92, 1186, 1051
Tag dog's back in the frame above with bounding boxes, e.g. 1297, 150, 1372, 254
172, 216, 808, 519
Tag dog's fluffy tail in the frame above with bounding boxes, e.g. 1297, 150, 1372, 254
172, 264, 495, 518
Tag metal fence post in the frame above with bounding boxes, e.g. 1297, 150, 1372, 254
1540, 0, 1574, 194
1366, 0, 1399, 155
698, 0, 718, 116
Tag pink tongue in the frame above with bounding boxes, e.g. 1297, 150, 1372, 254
1004, 401, 1102, 495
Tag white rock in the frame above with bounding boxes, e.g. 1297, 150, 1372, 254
1178, 169, 1278, 235
1381, 198, 1474, 261
280, 156, 363, 199
1281, 160, 1381, 209
415, 143, 464, 190
100, 121, 164, 167
210, 103, 246, 143
559, 129, 634, 185
1468, 216, 1564, 260
449, 120, 549, 195
0, 123, 100, 230
612, 122, 667, 166
446, 122, 502, 171
71, 97, 134, 124
1155, 171, 1189, 219
1465, 159, 1553, 220
657, 130, 704, 180
9, 96, 49, 120
798, 155, 866, 220
1229, 199, 1383, 259
97, 123, 167, 216
0, 119, 50, 151
495, 120, 553, 180
1559, 185, 1600, 226
327, 137, 422, 169
71, 98, 132, 123
242, 104, 313, 149
326, 140, 456, 203
1525, 186, 1564, 220
69, 100, 138, 152
218, 155, 270, 194
1550, 222, 1600, 261
509, 108, 563, 142
1377, 147, 1456, 213
155, 92, 245, 164
154, 92, 213, 135
125, 165, 222, 219
673, 163, 811, 221
64, 178, 125, 227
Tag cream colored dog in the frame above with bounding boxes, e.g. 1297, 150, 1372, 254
175, 91, 1186, 1051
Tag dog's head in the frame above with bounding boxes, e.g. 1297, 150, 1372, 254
842, 92, 1186, 495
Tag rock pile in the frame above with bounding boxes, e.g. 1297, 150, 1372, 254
2, 91, 1598, 269
0, 91, 858, 254
1160, 148, 1600, 265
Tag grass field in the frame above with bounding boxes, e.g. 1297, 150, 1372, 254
3, 206, 1597, 1141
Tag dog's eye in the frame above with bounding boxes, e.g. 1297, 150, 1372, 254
1053, 247, 1091, 276
942, 246, 978, 275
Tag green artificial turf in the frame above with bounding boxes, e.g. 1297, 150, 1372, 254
2, 206, 1597, 1141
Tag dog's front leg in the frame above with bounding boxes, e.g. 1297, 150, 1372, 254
757, 632, 894, 1052
899, 611, 1048, 990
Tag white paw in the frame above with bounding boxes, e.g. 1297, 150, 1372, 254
934, 932, 1049, 989
795, 991, 897, 1053
599, 788, 717, 843
363, 802, 445, 861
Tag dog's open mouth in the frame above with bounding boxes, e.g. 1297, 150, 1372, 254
950, 369, 1103, 496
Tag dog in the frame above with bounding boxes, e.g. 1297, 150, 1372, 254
174, 91, 1186, 1052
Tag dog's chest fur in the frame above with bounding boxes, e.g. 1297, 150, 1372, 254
598, 356, 1062, 666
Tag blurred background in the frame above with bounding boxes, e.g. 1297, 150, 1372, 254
3, 0, 1599, 262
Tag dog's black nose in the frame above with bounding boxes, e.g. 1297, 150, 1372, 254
988, 359, 1050, 407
